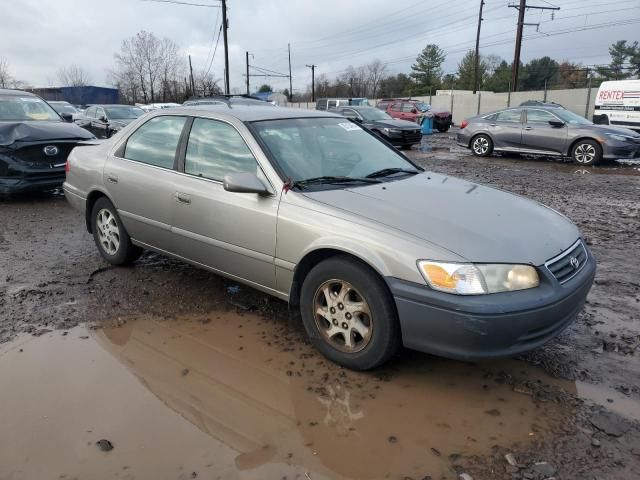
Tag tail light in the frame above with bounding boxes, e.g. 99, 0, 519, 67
460, 119, 469, 130
65, 161, 70, 174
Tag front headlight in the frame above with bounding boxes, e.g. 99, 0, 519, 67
417, 261, 539, 295
382, 127, 400, 134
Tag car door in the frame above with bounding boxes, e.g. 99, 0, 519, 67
104, 115, 188, 252
401, 103, 418, 122
81, 106, 96, 135
389, 102, 402, 120
170, 117, 279, 290
487, 108, 524, 149
521, 108, 568, 154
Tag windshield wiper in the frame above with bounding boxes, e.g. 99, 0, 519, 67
293, 176, 382, 189
365, 168, 419, 178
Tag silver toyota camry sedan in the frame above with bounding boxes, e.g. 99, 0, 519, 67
63, 105, 596, 370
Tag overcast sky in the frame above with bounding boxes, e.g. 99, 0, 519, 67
2, 0, 639, 94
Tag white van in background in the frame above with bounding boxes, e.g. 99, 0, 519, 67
593, 79, 640, 131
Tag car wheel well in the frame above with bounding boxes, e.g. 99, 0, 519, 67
469, 132, 491, 147
85, 191, 108, 233
288, 249, 395, 320
567, 137, 601, 156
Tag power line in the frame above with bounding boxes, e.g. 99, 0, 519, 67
140, 0, 219, 7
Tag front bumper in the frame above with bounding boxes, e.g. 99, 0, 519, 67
382, 130, 422, 146
602, 142, 640, 160
387, 249, 596, 361
0, 166, 66, 194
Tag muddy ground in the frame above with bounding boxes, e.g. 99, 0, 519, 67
1, 131, 639, 480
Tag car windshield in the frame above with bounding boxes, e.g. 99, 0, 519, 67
105, 106, 144, 119
357, 108, 392, 121
252, 117, 418, 185
554, 109, 592, 125
0, 95, 61, 121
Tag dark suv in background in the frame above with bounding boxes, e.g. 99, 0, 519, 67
334, 106, 422, 148
377, 98, 453, 132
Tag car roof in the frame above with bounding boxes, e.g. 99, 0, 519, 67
0, 89, 37, 97
153, 104, 340, 122
337, 105, 376, 110
87, 104, 140, 108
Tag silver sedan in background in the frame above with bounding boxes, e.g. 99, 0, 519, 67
457, 106, 640, 165
64, 106, 595, 370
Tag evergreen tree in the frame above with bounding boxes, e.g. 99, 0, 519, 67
410, 44, 445, 92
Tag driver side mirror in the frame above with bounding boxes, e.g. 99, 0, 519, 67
411, 108, 418, 114
223, 172, 270, 195
548, 120, 565, 128
60, 112, 73, 122
100, 115, 108, 122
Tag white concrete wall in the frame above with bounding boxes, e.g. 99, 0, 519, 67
284, 87, 598, 125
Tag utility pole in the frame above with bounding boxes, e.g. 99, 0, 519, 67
306, 64, 316, 102
509, 1, 559, 92
221, 0, 230, 94
288, 43, 293, 102
188, 55, 196, 97
473, 0, 485, 94
245, 51, 250, 95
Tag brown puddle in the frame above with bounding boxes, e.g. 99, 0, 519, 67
0, 309, 636, 480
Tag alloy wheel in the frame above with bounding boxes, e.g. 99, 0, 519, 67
313, 279, 373, 353
473, 137, 489, 155
574, 143, 596, 164
96, 208, 120, 256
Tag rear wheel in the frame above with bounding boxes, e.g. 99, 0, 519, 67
471, 134, 493, 157
571, 139, 602, 166
300, 256, 400, 370
437, 125, 450, 133
91, 197, 142, 265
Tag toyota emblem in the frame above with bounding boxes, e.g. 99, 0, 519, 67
569, 256, 580, 269
43, 145, 59, 156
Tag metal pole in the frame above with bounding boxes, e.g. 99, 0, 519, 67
543, 79, 547, 101
473, 0, 485, 94
429, 86, 432, 105
477, 92, 482, 115
585, 72, 592, 119
221, 0, 230, 94
288, 43, 293, 102
245, 51, 249, 95
188, 55, 196, 97
511, 0, 526, 92
507, 81, 511, 107
306, 64, 316, 102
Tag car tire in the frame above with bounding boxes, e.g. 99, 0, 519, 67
91, 197, 142, 265
299, 256, 400, 370
571, 139, 602, 166
437, 125, 450, 133
471, 134, 493, 157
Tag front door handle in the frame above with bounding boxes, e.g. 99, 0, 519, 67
107, 174, 118, 183
524, 126, 533, 130
175, 192, 191, 204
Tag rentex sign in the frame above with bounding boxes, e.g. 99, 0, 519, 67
597, 89, 624, 101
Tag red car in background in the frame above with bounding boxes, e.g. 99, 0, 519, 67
376, 98, 453, 132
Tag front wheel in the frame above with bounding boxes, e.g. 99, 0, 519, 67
471, 134, 493, 157
571, 139, 602, 166
300, 256, 400, 370
91, 197, 142, 265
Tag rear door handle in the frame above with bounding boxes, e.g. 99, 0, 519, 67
107, 174, 118, 183
175, 192, 191, 204
524, 126, 533, 130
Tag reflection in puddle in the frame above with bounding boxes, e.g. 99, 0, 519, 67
2, 310, 634, 479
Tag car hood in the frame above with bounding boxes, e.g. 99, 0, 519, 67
304, 173, 580, 265
370, 119, 420, 129
0, 121, 94, 147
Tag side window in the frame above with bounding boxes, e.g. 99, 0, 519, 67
526, 109, 557, 124
392, 103, 401, 112
377, 101, 388, 110
496, 109, 522, 123
484, 113, 497, 121
95, 108, 105, 120
124, 116, 186, 169
402, 103, 416, 112
342, 109, 358, 118
85, 107, 95, 118
184, 118, 258, 182
328, 100, 337, 108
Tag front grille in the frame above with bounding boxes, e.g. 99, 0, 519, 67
545, 240, 588, 284
401, 129, 422, 142
13, 142, 77, 166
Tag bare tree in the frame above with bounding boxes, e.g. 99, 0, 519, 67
57, 65, 90, 87
0, 57, 12, 89
194, 69, 222, 97
366, 60, 387, 99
